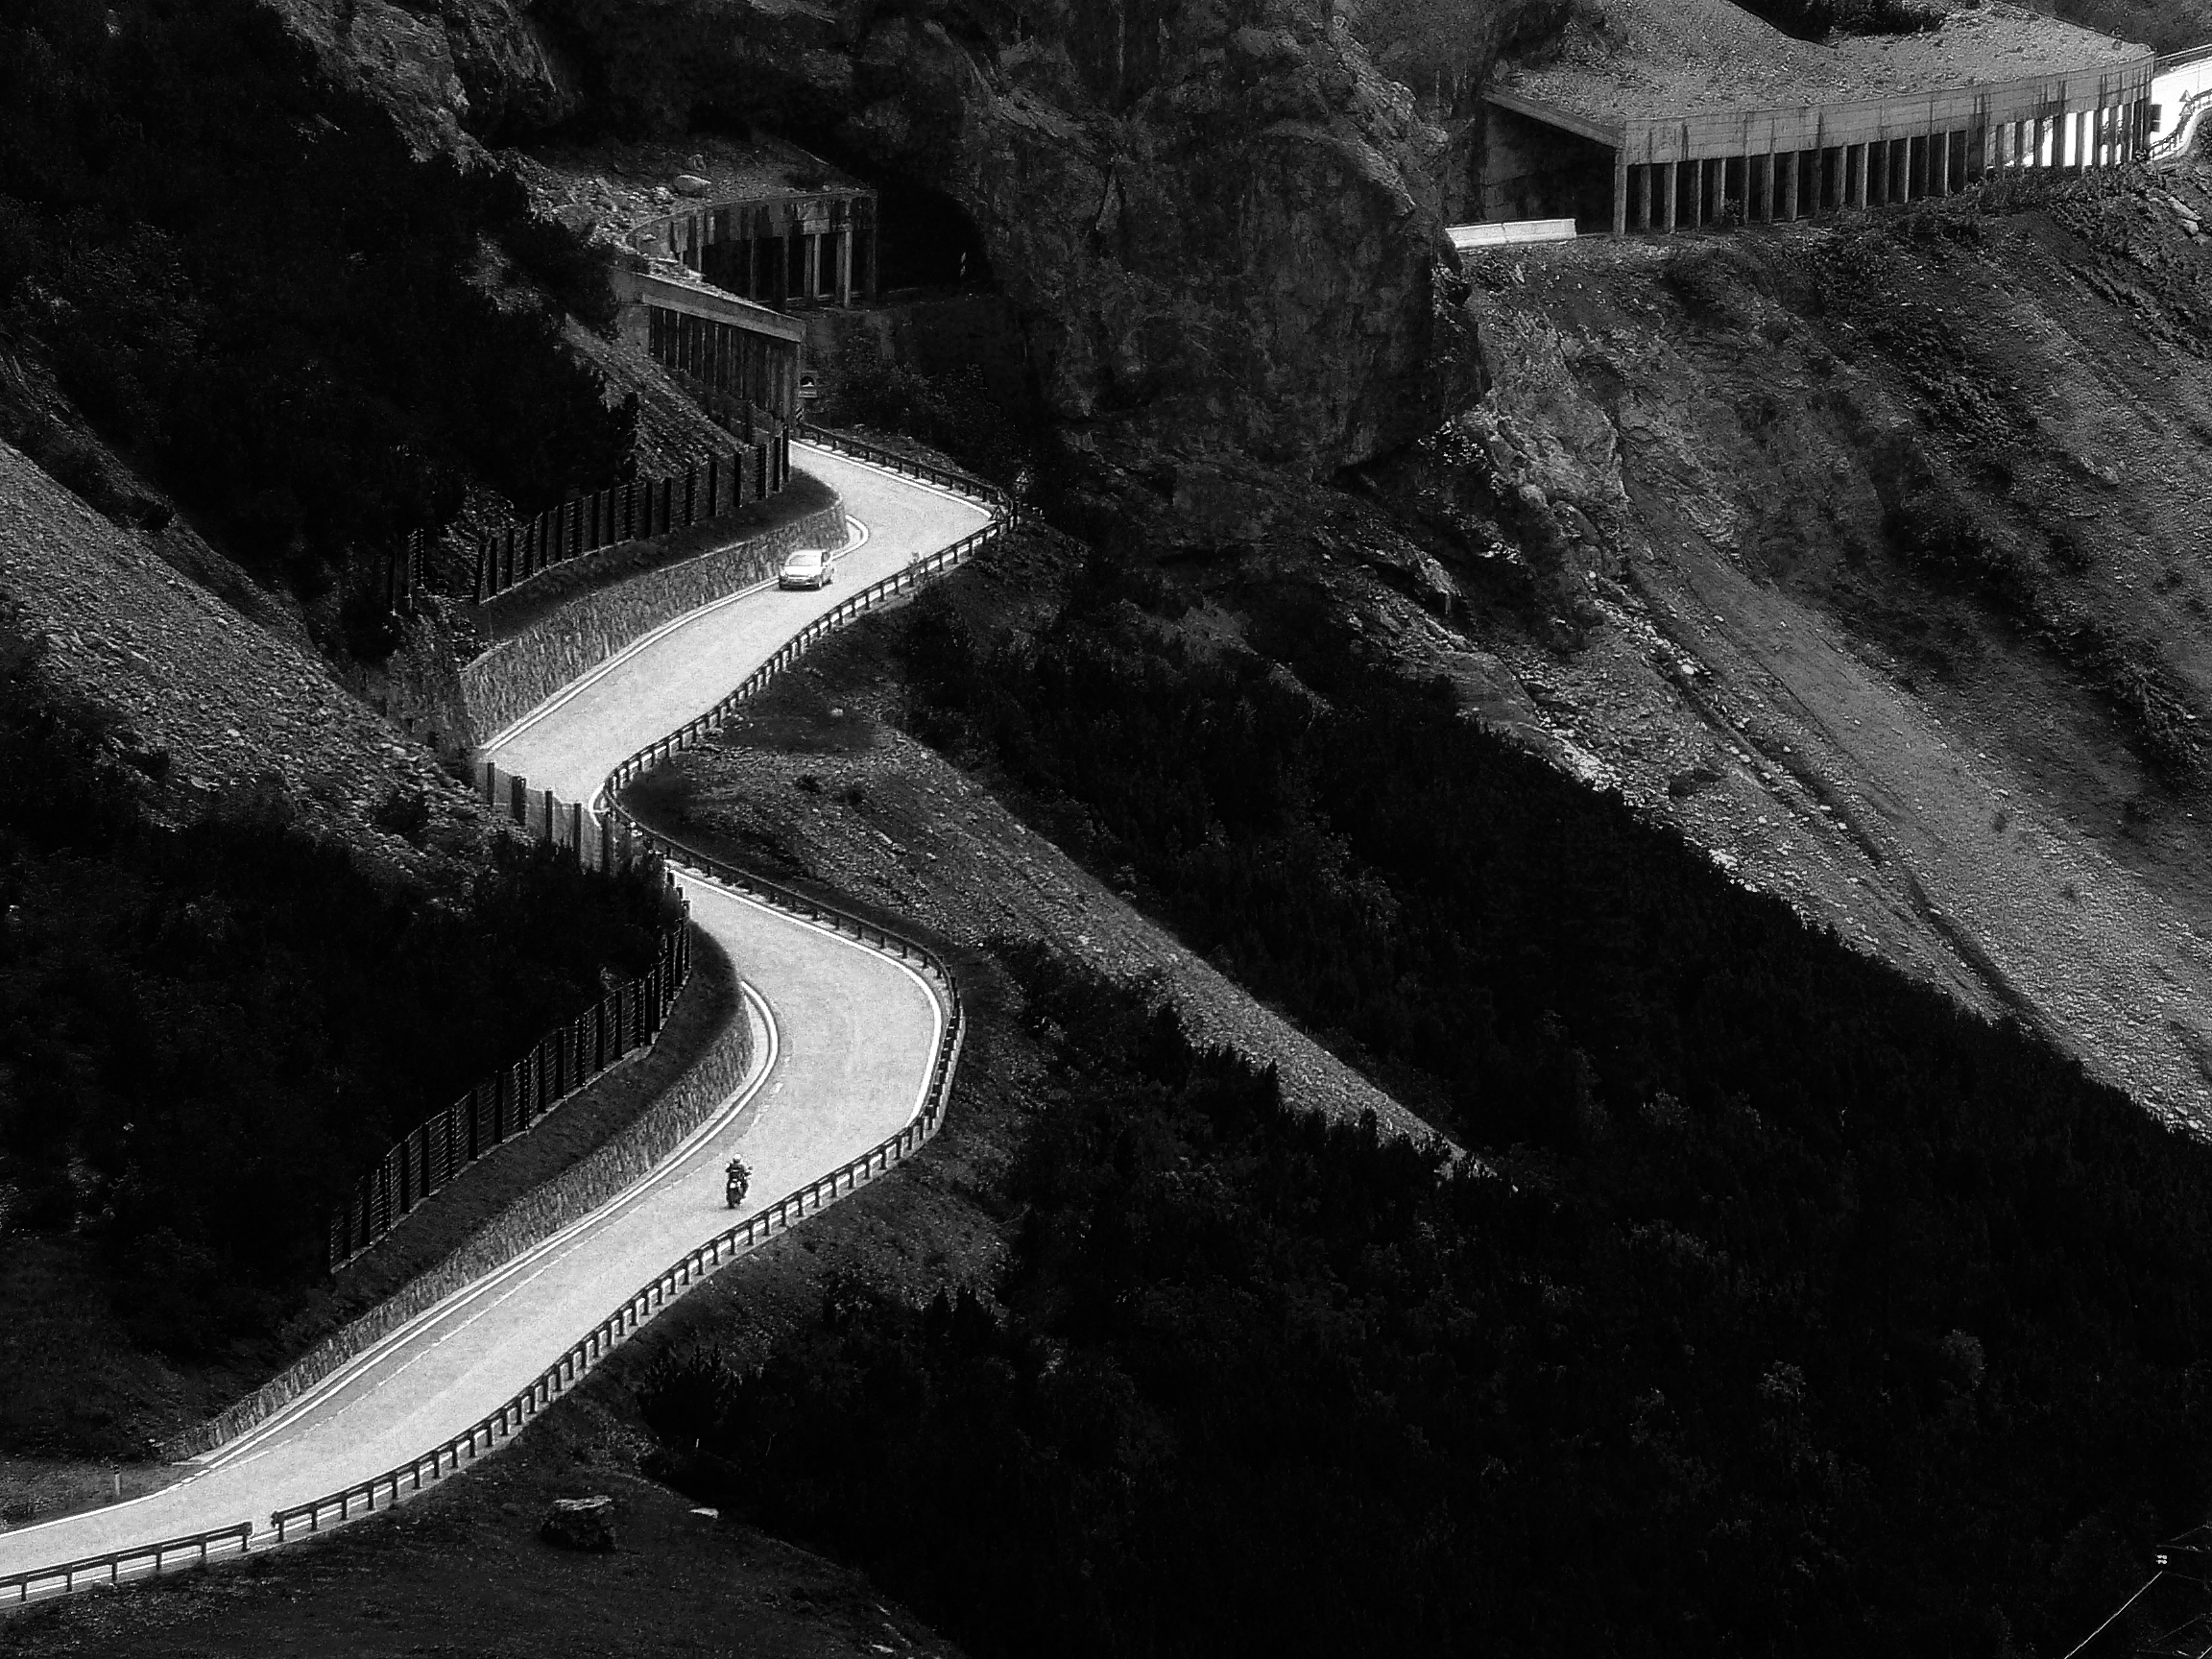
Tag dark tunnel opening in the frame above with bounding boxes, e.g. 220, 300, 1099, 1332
767, 118, 997, 293
871, 173, 995, 293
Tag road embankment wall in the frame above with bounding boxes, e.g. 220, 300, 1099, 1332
161, 931, 756, 1461
460, 495, 848, 746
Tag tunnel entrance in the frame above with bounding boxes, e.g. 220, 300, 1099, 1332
770, 119, 995, 295
1476, 104, 1617, 228
870, 174, 994, 294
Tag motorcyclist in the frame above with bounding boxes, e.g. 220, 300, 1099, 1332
725, 1158, 750, 1208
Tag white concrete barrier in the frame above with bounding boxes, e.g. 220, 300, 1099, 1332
1448, 219, 1580, 251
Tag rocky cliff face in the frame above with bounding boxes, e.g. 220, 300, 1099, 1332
265, 0, 583, 151
273, 0, 1485, 473
555, 0, 1483, 469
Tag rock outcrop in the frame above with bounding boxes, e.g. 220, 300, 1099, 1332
263, 0, 583, 152
276, 0, 1488, 473
540, 1495, 618, 1551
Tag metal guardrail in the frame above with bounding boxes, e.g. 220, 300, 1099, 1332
2150, 84, 2212, 162
268, 890, 965, 1544
791, 423, 1014, 517
2156, 40, 2212, 72
267, 433, 1008, 1546
0, 434, 1011, 1595
3, 1522, 252, 1604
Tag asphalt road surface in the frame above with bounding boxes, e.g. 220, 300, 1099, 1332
0, 442, 985, 1587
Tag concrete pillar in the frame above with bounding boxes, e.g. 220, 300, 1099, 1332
1613, 152, 1629, 236
1980, 119, 1996, 179
1640, 163, 1654, 230
837, 227, 854, 306
1897, 135, 1912, 200
1851, 142, 1869, 206
1783, 151, 1799, 220
1757, 151, 1772, 222
1660, 161, 1677, 231
1707, 156, 1724, 224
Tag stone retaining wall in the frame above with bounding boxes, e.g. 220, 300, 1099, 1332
462, 495, 847, 745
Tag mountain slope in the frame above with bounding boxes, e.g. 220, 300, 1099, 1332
1373, 171, 2212, 1118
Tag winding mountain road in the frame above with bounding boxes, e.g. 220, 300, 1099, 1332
0, 442, 991, 1595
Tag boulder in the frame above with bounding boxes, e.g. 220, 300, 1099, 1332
672, 173, 712, 197
540, 1494, 617, 1551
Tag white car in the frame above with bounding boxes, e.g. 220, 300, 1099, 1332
778, 548, 834, 590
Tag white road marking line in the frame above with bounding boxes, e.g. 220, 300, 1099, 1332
0, 443, 986, 1574
481, 515, 875, 754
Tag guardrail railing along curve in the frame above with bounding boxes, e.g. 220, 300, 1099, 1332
3, 1523, 254, 1605
263, 436, 1008, 1547
0, 432, 1011, 1608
